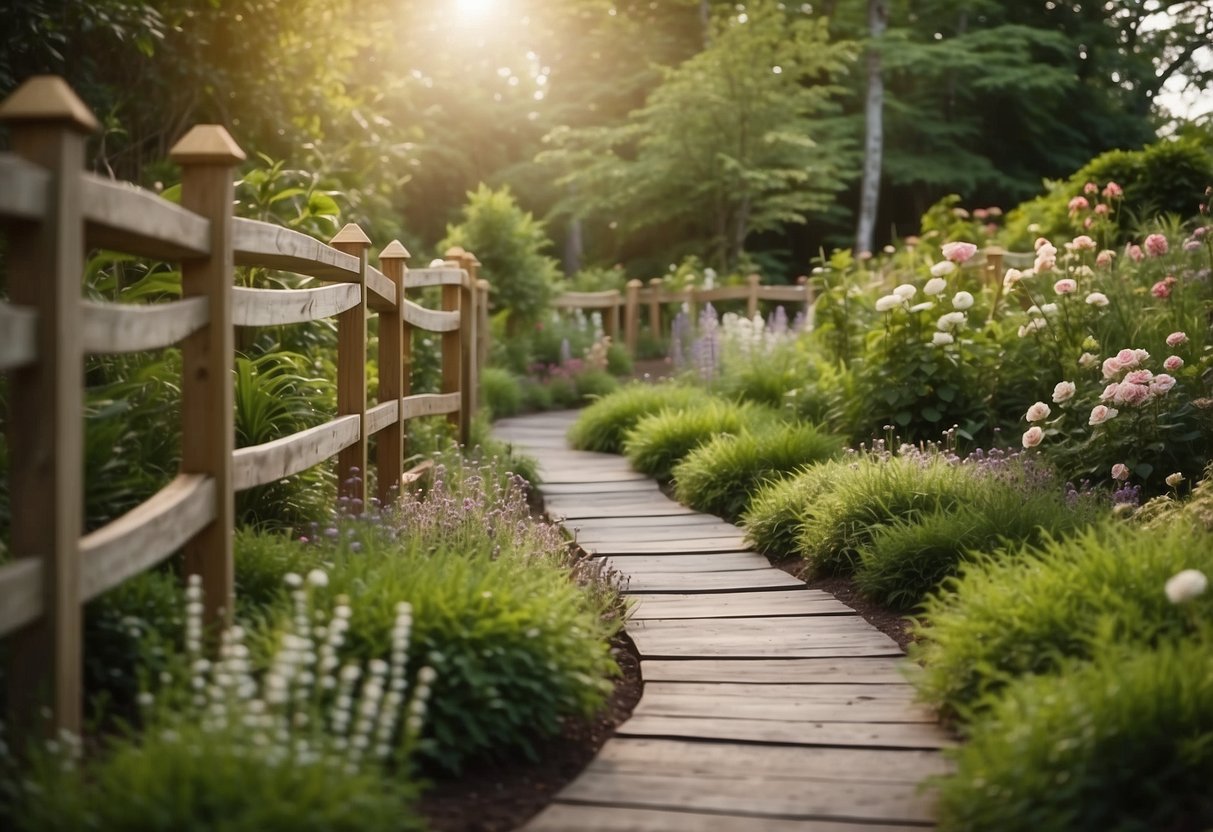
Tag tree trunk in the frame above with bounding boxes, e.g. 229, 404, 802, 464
563, 216, 583, 276
855, 0, 888, 256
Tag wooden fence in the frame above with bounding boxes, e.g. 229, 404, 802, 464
553, 274, 817, 355
554, 249, 1028, 355
0, 76, 487, 735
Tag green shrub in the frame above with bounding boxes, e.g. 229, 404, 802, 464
234, 455, 620, 773
797, 451, 984, 576
567, 382, 713, 454
855, 477, 1104, 611
742, 464, 838, 557
480, 366, 524, 419
574, 368, 619, 401
2, 721, 422, 832
673, 423, 845, 520
936, 641, 1213, 832
913, 522, 1213, 720
520, 377, 554, 412
546, 375, 579, 408
605, 342, 633, 376
624, 399, 777, 482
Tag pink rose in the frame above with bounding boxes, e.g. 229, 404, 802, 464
1113, 383, 1151, 406
942, 241, 978, 264
973, 208, 989, 220
1151, 280, 1172, 299
1126, 243, 1144, 263
1084, 182, 1099, 195
1025, 401, 1052, 422
1095, 249, 1115, 268
1151, 373, 1177, 394
1052, 381, 1076, 403
1100, 382, 1119, 401
1022, 426, 1044, 449
1111, 463, 1129, 481
1166, 331, 1188, 347
1053, 278, 1077, 295
1123, 369, 1153, 385
1144, 233, 1168, 257
1102, 357, 1122, 380
1068, 196, 1090, 215
1083, 217, 1094, 229
1102, 182, 1123, 199
1066, 235, 1096, 251
1094, 203, 1109, 215
1034, 237, 1051, 251
1164, 355, 1184, 371
1116, 348, 1138, 368
1089, 404, 1119, 425
1184, 239, 1201, 251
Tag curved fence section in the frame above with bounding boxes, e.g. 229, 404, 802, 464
0, 76, 486, 736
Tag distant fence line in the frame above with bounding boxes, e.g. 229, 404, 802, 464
552, 248, 1029, 353
0, 76, 487, 735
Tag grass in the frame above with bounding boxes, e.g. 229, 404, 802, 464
480, 366, 524, 419
912, 521, 1213, 721
623, 399, 778, 481
672, 422, 845, 520
936, 640, 1213, 832
566, 382, 713, 454
741, 465, 838, 557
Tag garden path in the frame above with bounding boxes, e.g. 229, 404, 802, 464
493, 411, 953, 832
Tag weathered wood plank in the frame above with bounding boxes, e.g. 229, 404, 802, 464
597, 552, 771, 574
82, 173, 211, 258
402, 298, 460, 333
583, 538, 753, 555
628, 618, 900, 658
0, 152, 49, 220
556, 771, 935, 824
618, 714, 953, 749
81, 297, 209, 353
80, 474, 216, 601
232, 217, 359, 280
629, 590, 853, 620
0, 559, 42, 637
405, 266, 470, 289
0, 301, 37, 370
573, 513, 730, 529
635, 686, 935, 724
550, 502, 700, 519
365, 264, 396, 311
585, 738, 949, 784
526, 804, 930, 832
541, 480, 662, 495
400, 392, 460, 419
623, 569, 805, 595
641, 658, 912, 685
232, 415, 360, 491
232, 283, 359, 326
540, 469, 651, 484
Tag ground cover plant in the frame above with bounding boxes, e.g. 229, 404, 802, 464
567, 382, 714, 454
672, 422, 845, 521
912, 520, 1213, 722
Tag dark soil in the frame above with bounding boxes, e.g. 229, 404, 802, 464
416, 631, 642, 832
770, 556, 915, 651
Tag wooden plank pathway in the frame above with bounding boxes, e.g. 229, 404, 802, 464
493, 411, 952, 831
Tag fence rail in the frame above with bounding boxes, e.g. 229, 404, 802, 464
0, 76, 486, 736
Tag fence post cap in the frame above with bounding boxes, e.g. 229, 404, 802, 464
649, 277, 663, 286
443, 245, 467, 258
0, 75, 99, 133
379, 239, 411, 260
330, 223, 372, 248
746, 272, 762, 285
626, 278, 643, 288
169, 125, 245, 165
465, 253, 481, 267
983, 245, 1006, 255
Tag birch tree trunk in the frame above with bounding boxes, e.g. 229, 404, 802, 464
854, 0, 888, 256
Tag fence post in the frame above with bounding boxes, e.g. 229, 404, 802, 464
648, 277, 663, 340
624, 279, 641, 355
984, 246, 1005, 288
746, 273, 761, 318
601, 290, 619, 346
377, 240, 410, 506
476, 278, 490, 371
0, 76, 96, 736
331, 224, 371, 511
440, 255, 464, 441
458, 252, 478, 425
170, 124, 244, 632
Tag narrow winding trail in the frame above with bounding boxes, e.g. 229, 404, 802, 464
493, 411, 953, 832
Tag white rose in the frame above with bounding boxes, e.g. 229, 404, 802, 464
875, 294, 903, 312
1052, 381, 1076, 403
924, 277, 947, 296
1164, 569, 1208, 604
930, 261, 957, 278
1085, 292, 1110, 308
932, 331, 954, 346
952, 291, 974, 310
1025, 401, 1051, 422
894, 283, 917, 300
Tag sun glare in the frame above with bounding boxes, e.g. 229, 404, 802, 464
454, 0, 497, 21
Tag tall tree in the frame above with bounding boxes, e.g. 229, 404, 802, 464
541, 0, 855, 272
854, 0, 888, 255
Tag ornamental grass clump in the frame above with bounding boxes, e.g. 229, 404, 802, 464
912, 521, 1213, 721
935, 640, 1213, 832
797, 446, 986, 576
624, 399, 779, 481
1, 573, 432, 832
567, 382, 712, 453
854, 454, 1104, 611
741, 464, 838, 557
672, 422, 845, 521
